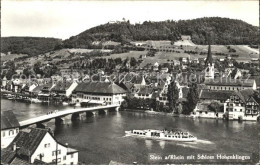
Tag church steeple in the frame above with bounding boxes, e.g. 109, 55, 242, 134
204, 34, 214, 81
205, 40, 213, 66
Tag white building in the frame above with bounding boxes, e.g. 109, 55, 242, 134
1, 111, 20, 149
134, 87, 154, 99
205, 78, 257, 91
52, 81, 78, 97
224, 89, 259, 120
1, 128, 78, 165
72, 82, 126, 106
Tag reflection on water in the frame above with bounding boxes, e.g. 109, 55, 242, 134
158, 141, 165, 150
1, 99, 260, 164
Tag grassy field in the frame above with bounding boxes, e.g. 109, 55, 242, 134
10, 40, 259, 68
104, 51, 148, 59
1, 54, 28, 62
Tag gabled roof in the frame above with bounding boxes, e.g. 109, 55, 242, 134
11, 157, 31, 165
138, 87, 154, 95
74, 82, 126, 94
6, 128, 48, 157
1, 110, 20, 130
1, 149, 16, 164
116, 82, 134, 92
234, 89, 258, 104
205, 78, 255, 87
200, 90, 234, 101
52, 81, 73, 92
32, 83, 52, 93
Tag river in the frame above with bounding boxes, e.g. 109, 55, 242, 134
1, 99, 259, 164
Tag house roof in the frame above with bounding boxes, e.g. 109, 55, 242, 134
11, 157, 31, 165
52, 81, 73, 92
234, 89, 258, 103
6, 128, 48, 157
74, 82, 126, 94
1, 150, 48, 165
205, 78, 255, 87
32, 83, 52, 93
1, 110, 20, 130
116, 82, 134, 93
1, 149, 16, 164
138, 87, 154, 95
200, 90, 234, 101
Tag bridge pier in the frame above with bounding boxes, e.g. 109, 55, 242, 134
86, 112, 93, 117
55, 117, 65, 125
98, 109, 108, 115
71, 113, 80, 121
36, 122, 47, 129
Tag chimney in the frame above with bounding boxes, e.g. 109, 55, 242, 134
13, 142, 17, 151
65, 143, 68, 148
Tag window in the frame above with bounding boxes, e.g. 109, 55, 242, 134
3, 131, 5, 137
52, 151, 56, 156
16, 129, 19, 134
9, 130, 13, 136
70, 162, 74, 165
57, 158, 61, 163
52, 159, 56, 163
71, 154, 74, 158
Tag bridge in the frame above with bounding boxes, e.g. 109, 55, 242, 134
19, 105, 119, 127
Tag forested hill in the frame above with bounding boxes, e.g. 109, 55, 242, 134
1, 37, 62, 56
63, 17, 259, 48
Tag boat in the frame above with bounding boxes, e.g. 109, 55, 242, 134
31, 98, 42, 103
69, 102, 76, 106
125, 129, 197, 142
62, 102, 69, 106
75, 102, 81, 107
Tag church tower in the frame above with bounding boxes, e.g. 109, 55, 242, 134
204, 39, 214, 81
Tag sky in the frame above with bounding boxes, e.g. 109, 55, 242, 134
2, 0, 259, 40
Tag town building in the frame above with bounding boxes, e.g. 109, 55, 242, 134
194, 90, 234, 118
134, 86, 154, 99
205, 78, 257, 91
1, 111, 20, 148
72, 82, 126, 106
52, 81, 78, 98
224, 89, 259, 120
1, 127, 78, 164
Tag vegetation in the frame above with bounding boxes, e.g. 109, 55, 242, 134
120, 97, 156, 110
167, 81, 179, 113
184, 81, 199, 114
63, 17, 258, 49
1, 37, 62, 56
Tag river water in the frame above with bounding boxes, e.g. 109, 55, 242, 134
1, 99, 260, 164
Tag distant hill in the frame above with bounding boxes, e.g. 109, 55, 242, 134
1, 17, 258, 56
63, 17, 259, 48
1, 37, 62, 56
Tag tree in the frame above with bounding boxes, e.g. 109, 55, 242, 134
208, 101, 220, 112
186, 82, 199, 114
130, 57, 137, 67
167, 81, 179, 113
